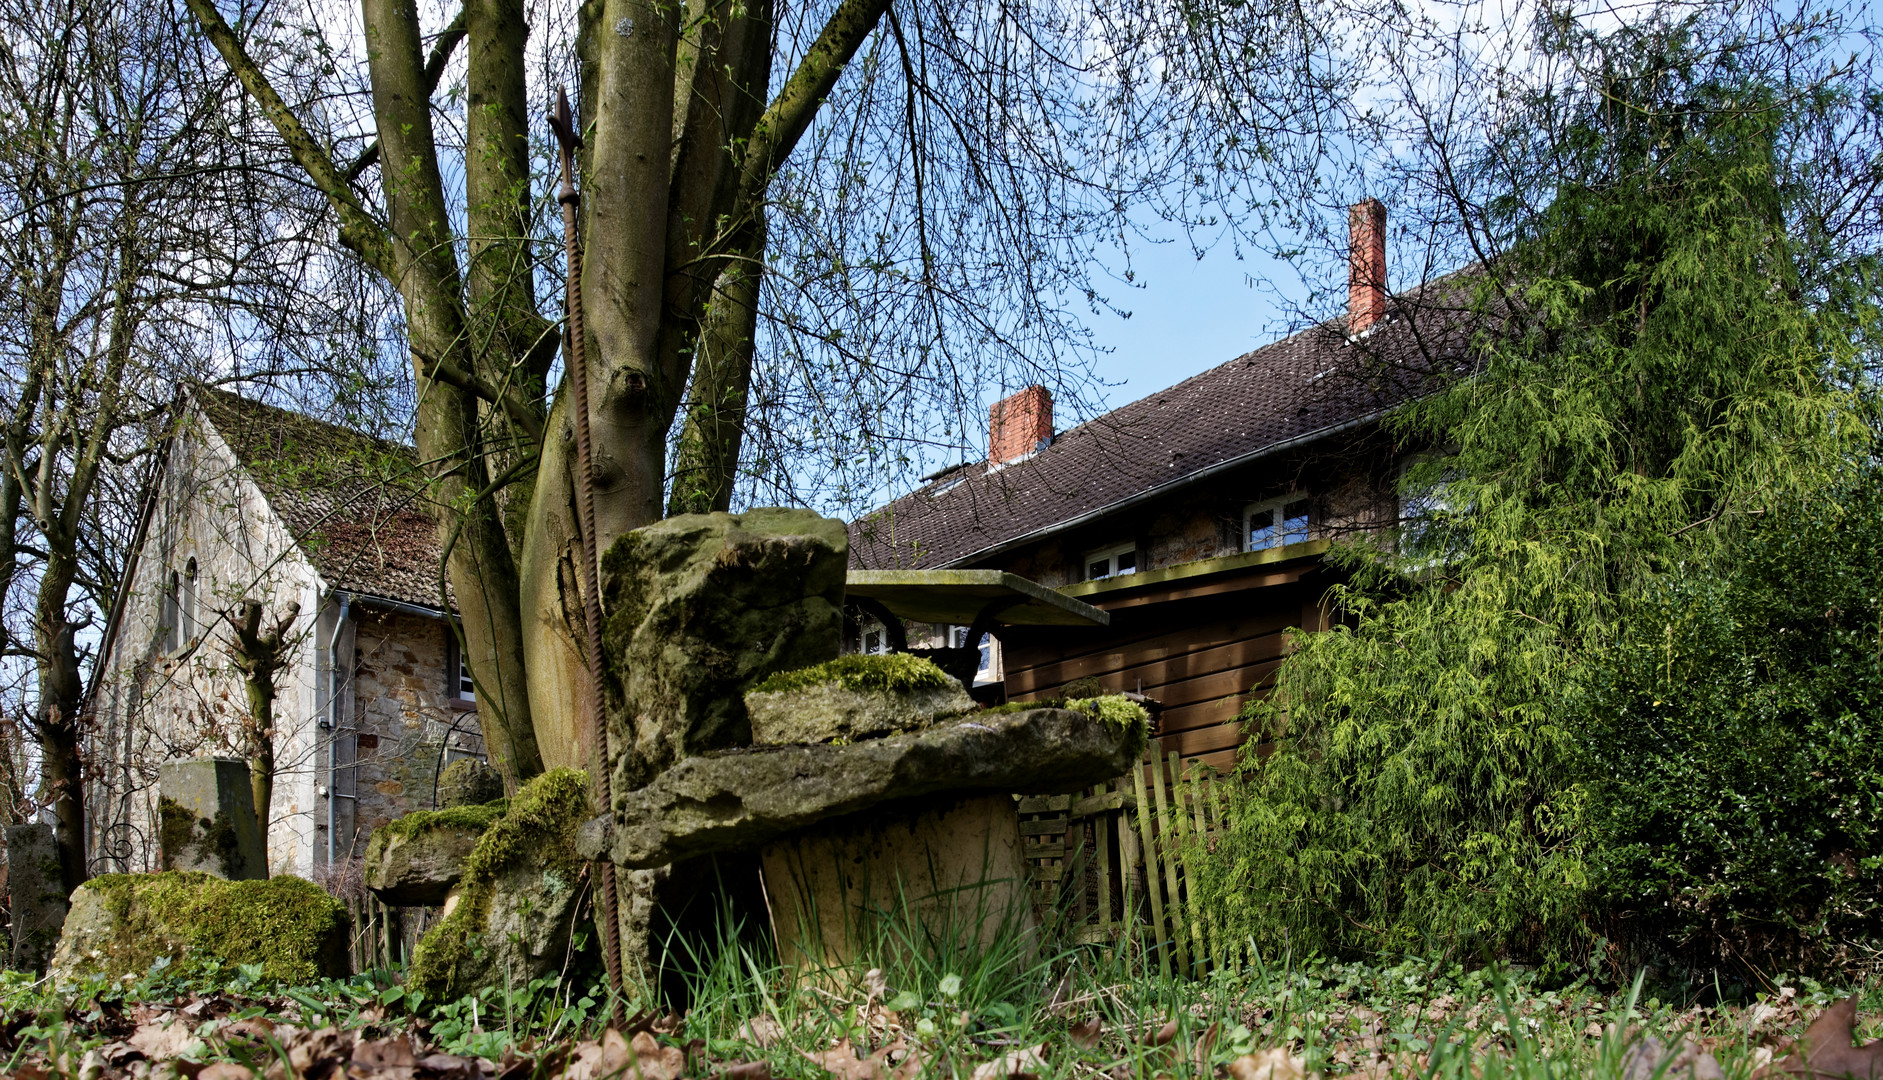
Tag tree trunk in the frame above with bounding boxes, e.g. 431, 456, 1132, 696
34, 551, 86, 892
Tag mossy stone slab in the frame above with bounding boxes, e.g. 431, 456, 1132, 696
607, 706, 1143, 868
49, 872, 348, 984
745, 681, 974, 745
408, 769, 591, 1001
362, 803, 504, 906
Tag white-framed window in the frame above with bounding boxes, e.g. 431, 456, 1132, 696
1085, 542, 1137, 581
949, 625, 971, 649
860, 618, 890, 655
451, 637, 476, 701
1246, 497, 1310, 552
975, 633, 1000, 684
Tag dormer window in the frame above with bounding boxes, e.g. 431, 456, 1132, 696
1086, 543, 1137, 581
1247, 497, 1310, 551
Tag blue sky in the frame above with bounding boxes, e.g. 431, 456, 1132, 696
1078, 232, 1312, 414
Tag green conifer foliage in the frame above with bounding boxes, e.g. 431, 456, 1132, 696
1205, 23, 1875, 969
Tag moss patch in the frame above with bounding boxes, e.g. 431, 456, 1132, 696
63, 872, 347, 983
408, 768, 592, 999
979, 695, 1151, 758
374, 798, 508, 843
752, 653, 953, 696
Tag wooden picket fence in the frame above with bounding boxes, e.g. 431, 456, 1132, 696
347, 894, 435, 973
1020, 738, 1238, 978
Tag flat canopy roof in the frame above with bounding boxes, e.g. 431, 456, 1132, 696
845, 569, 1110, 627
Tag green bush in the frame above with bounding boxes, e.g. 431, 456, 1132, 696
1581, 480, 1883, 975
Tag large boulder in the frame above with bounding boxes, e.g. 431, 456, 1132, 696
601, 703, 1149, 869
744, 654, 974, 746
49, 872, 348, 984
407, 769, 592, 1001
363, 801, 506, 906
599, 509, 847, 790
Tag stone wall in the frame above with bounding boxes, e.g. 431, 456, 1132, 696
338, 609, 483, 856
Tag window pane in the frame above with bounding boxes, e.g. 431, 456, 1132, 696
1249, 508, 1275, 550
977, 633, 992, 674
1088, 558, 1110, 580
1283, 500, 1310, 545
1116, 549, 1137, 573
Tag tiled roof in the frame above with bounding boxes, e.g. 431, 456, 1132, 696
193, 386, 449, 611
848, 291, 1479, 570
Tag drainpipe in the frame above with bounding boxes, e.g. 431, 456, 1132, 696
323, 594, 351, 868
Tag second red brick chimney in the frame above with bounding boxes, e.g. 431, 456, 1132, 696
988, 385, 1053, 465
1349, 198, 1388, 335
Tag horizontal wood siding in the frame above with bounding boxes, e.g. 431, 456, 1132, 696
1002, 572, 1328, 771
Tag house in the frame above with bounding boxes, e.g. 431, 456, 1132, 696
86, 387, 486, 880
849, 202, 1473, 772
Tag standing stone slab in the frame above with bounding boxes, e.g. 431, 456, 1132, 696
599, 509, 848, 791
159, 758, 265, 880
761, 794, 1038, 977
6, 823, 67, 973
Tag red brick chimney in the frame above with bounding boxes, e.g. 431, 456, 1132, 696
1348, 198, 1388, 335
988, 385, 1053, 465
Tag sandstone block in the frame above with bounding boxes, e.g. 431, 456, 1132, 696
436, 758, 504, 808
745, 655, 975, 745
608, 706, 1145, 868
362, 802, 505, 906
158, 758, 265, 880
408, 769, 591, 1000
763, 793, 1037, 977
600, 509, 847, 789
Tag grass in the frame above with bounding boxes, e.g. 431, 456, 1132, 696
7, 866, 1879, 1077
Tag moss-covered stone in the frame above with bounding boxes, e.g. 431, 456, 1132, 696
407, 768, 592, 1000
745, 657, 975, 746
752, 653, 954, 695
977, 695, 1150, 757
157, 759, 265, 880
5, 823, 67, 973
436, 758, 505, 808
363, 800, 506, 906
608, 706, 1146, 867
599, 509, 847, 789
49, 872, 348, 984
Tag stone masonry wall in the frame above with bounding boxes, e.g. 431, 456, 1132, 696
339, 609, 483, 857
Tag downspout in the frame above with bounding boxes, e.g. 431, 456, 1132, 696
324, 594, 350, 868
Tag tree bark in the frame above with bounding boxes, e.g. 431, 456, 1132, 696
362, 0, 543, 789
668, 215, 765, 515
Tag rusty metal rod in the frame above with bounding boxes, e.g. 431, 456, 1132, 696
549, 85, 627, 1024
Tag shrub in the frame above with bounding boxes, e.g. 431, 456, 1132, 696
1580, 480, 1883, 976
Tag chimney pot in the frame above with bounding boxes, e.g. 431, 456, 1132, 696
1349, 198, 1388, 335
988, 385, 1053, 465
